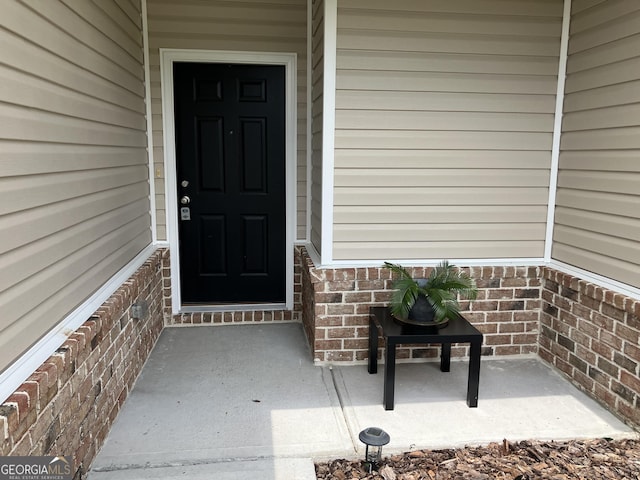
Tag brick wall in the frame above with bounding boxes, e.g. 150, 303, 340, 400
299, 246, 317, 352
299, 246, 640, 428
4, 245, 637, 475
298, 247, 541, 363
540, 267, 640, 429
0, 249, 167, 478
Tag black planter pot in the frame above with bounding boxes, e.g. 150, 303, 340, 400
408, 295, 434, 322
393, 294, 449, 328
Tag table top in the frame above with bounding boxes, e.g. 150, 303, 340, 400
370, 306, 482, 342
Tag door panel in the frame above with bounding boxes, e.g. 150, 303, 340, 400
200, 215, 226, 274
198, 118, 225, 191
240, 118, 267, 192
174, 62, 286, 304
243, 215, 268, 273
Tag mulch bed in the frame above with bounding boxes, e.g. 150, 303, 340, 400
315, 438, 640, 479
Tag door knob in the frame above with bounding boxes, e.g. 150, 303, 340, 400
180, 196, 191, 205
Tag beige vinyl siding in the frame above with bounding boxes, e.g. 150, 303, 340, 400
146, 0, 308, 240
554, 0, 640, 288
332, 0, 563, 261
0, 0, 150, 372
310, 0, 324, 253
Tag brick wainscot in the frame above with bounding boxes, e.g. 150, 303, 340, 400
540, 267, 640, 429
0, 249, 168, 478
298, 246, 541, 363
3, 246, 639, 479
298, 246, 640, 430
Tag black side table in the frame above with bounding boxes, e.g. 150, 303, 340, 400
368, 306, 483, 410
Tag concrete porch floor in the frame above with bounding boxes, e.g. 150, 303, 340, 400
88, 323, 636, 480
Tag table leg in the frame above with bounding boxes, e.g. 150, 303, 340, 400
440, 343, 451, 372
368, 315, 378, 374
383, 340, 396, 410
467, 339, 481, 407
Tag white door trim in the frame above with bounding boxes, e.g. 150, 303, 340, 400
160, 49, 297, 314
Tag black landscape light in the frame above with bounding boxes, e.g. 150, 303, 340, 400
359, 426, 390, 472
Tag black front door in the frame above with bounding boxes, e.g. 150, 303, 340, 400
174, 62, 286, 304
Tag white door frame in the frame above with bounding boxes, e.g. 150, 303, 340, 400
160, 49, 297, 314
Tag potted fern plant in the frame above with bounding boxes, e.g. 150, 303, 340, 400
383, 261, 478, 327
